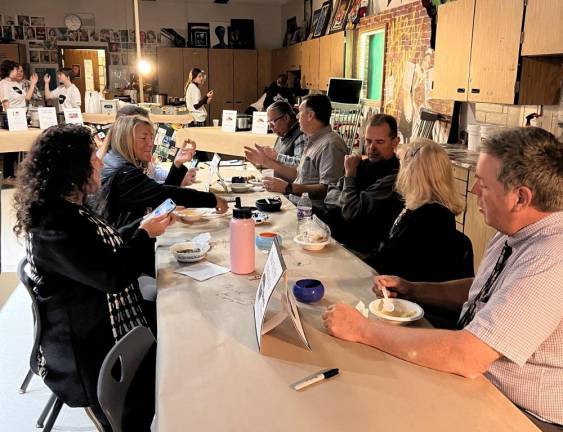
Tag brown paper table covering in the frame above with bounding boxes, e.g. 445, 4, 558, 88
154, 165, 538, 432
174, 126, 277, 157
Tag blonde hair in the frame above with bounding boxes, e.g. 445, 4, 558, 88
108, 115, 154, 169
396, 138, 464, 215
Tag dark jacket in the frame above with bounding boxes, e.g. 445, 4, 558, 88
95, 150, 217, 229
366, 202, 474, 282
319, 156, 403, 254
263, 81, 294, 109
28, 199, 154, 407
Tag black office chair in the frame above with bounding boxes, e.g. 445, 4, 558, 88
17, 257, 64, 431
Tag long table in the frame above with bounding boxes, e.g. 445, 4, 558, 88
154, 165, 538, 432
174, 126, 277, 157
0, 128, 42, 153
0, 113, 195, 154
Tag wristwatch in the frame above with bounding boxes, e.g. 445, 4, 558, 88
285, 183, 293, 195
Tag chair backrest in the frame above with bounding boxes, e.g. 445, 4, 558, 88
17, 257, 42, 375
453, 229, 475, 278
97, 326, 155, 432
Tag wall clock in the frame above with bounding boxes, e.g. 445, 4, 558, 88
65, 14, 82, 31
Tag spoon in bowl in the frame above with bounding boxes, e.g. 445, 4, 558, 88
381, 287, 395, 312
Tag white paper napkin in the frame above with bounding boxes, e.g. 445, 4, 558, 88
174, 261, 229, 282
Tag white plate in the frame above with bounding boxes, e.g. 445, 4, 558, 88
230, 183, 253, 193
368, 299, 424, 325
293, 235, 330, 251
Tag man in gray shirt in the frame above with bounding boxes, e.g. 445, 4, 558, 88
244, 101, 307, 182
263, 94, 347, 205
323, 127, 563, 431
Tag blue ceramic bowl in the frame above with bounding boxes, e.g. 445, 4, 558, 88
293, 279, 325, 303
255, 232, 282, 252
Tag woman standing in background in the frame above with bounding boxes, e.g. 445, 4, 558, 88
44, 68, 82, 109
0, 60, 38, 183
184, 67, 213, 126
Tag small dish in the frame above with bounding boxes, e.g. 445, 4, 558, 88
293, 234, 330, 251
255, 197, 282, 212
368, 299, 424, 325
251, 210, 270, 225
230, 183, 253, 193
175, 208, 203, 223
293, 279, 325, 303
170, 241, 211, 263
255, 232, 282, 252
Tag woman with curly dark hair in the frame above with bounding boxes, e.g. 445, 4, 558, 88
13, 124, 172, 431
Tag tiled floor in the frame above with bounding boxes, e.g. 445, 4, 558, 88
0, 187, 95, 431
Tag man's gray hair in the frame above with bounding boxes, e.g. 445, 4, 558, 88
482, 127, 563, 212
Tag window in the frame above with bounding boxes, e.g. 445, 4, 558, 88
358, 28, 385, 102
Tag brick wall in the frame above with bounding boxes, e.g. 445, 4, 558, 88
354, 1, 452, 134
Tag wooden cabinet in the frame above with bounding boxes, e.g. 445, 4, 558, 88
209, 49, 258, 120
433, 0, 561, 104
271, 47, 288, 79
257, 50, 272, 94
157, 47, 184, 97
209, 49, 234, 122
468, 0, 524, 104
464, 188, 497, 272
233, 50, 258, 113
318, 33, 345, 91
301, 39, 320, 89
287, 44, 301, 70
271, 44, 302, 79
521, 0, 563, 56
0, 43, 27, 64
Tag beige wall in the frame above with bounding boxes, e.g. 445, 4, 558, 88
0, 0, 283, 49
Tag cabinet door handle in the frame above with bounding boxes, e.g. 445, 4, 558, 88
471, 89, 480, 94
456, 88, 466, 93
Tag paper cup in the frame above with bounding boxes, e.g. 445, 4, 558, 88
213, 119, 219, 127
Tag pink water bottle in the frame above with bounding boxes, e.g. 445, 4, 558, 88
230, 207, 255, 274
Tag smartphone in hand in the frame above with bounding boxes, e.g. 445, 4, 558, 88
189, 159, 199, 169
144, 198, 176, 220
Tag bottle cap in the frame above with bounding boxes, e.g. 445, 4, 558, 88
233, 207, 253, 219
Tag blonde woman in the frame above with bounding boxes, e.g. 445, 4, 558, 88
94, 115, 227, 230
366, 139, 473, 283
185, 67, 213, 126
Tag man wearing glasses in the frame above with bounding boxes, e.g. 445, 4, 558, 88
323, 127, 563, 431
244, 101, 307, 182
261, 94, 347, 205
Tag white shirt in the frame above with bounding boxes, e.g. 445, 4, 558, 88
51, 84, 81, 109
185, 82, 206, 123
0, 79, 27, 108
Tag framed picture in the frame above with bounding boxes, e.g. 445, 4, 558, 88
283, 16, 297, 47
187, 23, 210, 48
210, 22, 230, 48
347, 0, 363, 27
71, 64, 81, 78
313, 1, 331, 38
304, 0, 313, 39
329, 0, 352, 33
309, 9, 322, 40
230, 19, 254, 49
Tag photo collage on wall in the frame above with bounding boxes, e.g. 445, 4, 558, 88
0, 14, 162, 69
